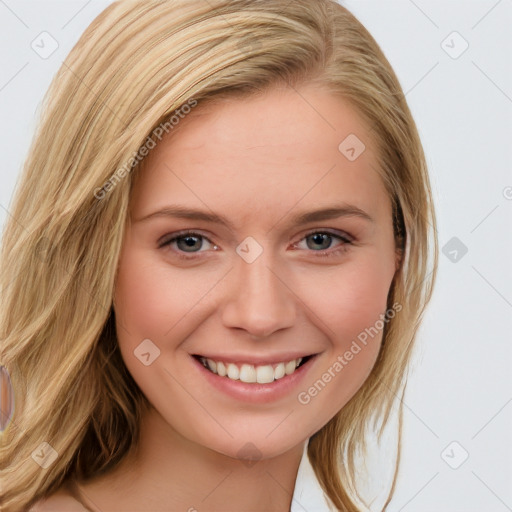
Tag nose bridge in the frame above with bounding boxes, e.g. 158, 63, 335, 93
220, 247, 296, 338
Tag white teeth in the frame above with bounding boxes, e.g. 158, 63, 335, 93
198, 356, 306, 383
227, 363, 240, 380
239, 364, 256, 383
284, 360, 296, 375
216, 361, 226, 377
274, 362, 286, 380
256, 365, 274, 384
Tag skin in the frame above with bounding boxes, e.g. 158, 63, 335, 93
58, 84, 400, 511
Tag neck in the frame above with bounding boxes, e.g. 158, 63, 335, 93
75, 406, 306, 512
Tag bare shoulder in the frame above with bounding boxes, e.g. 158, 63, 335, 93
29, 487, 89, 511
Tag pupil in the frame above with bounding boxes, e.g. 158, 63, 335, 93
309, 233, 330, 250
178, 236, 201, 252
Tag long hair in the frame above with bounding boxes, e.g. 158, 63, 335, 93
0, 1, 438, 510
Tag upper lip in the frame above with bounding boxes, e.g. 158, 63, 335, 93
192, 352, 316, 366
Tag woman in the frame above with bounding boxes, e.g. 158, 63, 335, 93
0, 0, 438, 510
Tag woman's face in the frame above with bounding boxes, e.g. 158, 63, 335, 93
113, 84, 400, 460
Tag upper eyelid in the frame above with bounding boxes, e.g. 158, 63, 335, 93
295, 229, 352, 243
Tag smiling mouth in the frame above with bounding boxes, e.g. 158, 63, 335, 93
193, 355, 313, 384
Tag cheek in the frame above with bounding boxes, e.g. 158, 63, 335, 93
300, 252, 394, 344
112, 246, 199, 413
114, 245, 197, 339
112, 245, 223, 385
293, 252, 394, 417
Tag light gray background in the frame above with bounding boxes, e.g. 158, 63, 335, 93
1, 1, 511, 511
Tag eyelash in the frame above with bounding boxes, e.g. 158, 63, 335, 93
158, 229, 354, 261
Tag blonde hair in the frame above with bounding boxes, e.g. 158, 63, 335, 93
0, 0, 438, 510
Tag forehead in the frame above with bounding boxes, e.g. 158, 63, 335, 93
130, 85, 391, 229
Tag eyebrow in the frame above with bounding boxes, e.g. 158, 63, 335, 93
134, 203, 374, 229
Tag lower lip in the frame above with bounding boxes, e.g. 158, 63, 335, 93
190, 355, 317, 404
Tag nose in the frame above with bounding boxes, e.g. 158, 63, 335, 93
220, 253, 296, 339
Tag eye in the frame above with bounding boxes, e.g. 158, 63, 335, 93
293, 230, 353, 258
158, 231, 217, 260
159, 229, 354, 261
